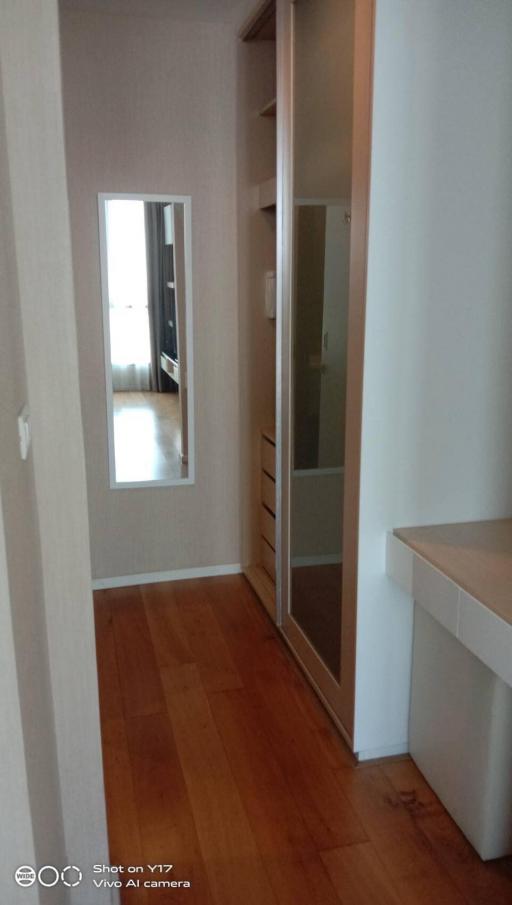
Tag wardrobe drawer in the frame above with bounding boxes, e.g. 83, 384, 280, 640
260, 504, 276, 550
261, 471, 276, 514
261, 537, 276, 582
261, 436, 276, 479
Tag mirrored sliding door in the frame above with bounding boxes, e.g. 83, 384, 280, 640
280, 0, 355, 717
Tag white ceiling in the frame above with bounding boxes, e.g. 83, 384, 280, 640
60, 0, 248, 24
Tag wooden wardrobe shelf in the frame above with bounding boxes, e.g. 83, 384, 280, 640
258, 177, 276, 211
239, 0, 275, 42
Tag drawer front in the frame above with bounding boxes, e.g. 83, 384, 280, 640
261, 471, 276, 514
260, 504, 276, 550
261, 537, 276, 582
261, 436, 276, 479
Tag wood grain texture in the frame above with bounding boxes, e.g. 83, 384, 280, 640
142, 582, 193, 669
208, 688, 341, 905
161, 662, 277, 905
109, 585, 166, 718
94, 575, 512, 905
125, 711, 213, 904
101, 717, 148, 905
171, 579, 243, 693
208, 578, 365, 849
321, 841, 402, 905
112, 391, 186, 483
94, 592, 124, 720
336, 765, 468, 904
384, 758, 512, 905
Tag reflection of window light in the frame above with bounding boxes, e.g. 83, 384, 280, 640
106, 200, 151, 366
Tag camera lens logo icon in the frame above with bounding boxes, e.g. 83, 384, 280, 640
62, 866, 83, 887
15, 866, 36, 887
15, 864, 83, 888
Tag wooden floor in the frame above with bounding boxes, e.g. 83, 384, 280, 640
113, 391, 186, 482
94, 575, 512, 905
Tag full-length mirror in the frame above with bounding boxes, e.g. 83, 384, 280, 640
288, 0, 354, 680
99, 194, 194, 487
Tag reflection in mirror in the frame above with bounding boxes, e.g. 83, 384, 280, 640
289, 0, 354, 678
99, 194, 193, 486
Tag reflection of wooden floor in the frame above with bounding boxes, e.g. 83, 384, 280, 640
94, 574, 512, 905
113, 391, 186, 483
291, 564, 342, 676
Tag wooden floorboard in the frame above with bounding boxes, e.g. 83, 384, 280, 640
101, 716, 148, 905
209, 576, 365, 850
208, 687, 343, 905
125, 710, 213, 904
142, 582, 193, 670
321, 841, 403, 905
109, 585, 166, 718
94, 592, 124, 721
160, 662, 277, 905
383, 759, 512, 905
335, 764, 468, 904
93, 574, 512, 905
170, 579, 244, 693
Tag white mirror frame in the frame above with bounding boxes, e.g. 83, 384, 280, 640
98, 192, 195, 489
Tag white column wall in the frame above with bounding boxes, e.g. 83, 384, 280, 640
355, 0, 512, 755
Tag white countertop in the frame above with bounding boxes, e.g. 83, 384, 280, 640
387, 520, 512, 688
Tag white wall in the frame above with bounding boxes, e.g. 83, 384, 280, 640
355, 0, 512, 755
0, 63, 66, 903
0, 501, 41, 905
60, 5, 241, 580
0, 2, 111, 899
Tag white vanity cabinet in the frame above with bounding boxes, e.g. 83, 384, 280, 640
387, 521, 512, 860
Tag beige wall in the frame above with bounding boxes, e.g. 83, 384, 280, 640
0, 2, 111, 898
60, 6, 241, 579
0, 67, 65, 903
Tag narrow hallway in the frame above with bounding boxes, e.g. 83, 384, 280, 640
94, 576, 512, 905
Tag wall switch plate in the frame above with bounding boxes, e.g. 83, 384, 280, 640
17, 405, 31, 460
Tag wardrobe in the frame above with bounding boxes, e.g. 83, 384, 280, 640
237, 0, 371, 749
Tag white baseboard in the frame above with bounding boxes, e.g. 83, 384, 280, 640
92, 563, 242, 591
291, 553, 343, 568
356, 741, 409, 762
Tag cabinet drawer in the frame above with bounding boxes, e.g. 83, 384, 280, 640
261, 471, 276, 514
260, 504, 276, 550
261, 436, 276, 479
261, 537, 276, 582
